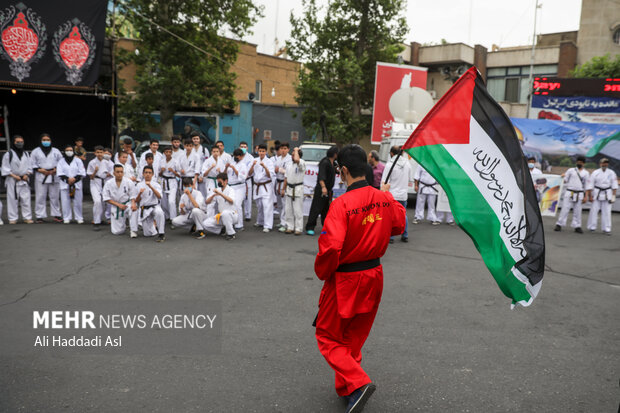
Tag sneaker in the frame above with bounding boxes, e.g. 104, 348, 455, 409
278, 226, 287, 233
262, 228, 270, 233
412, 219, 419, 224
448, 222, 456, 226
245, 218, 251, 222
345, 383, 376, 413
574, 227, 583, 234
170, 225, 176, 230
9, 221, 17, 225
401, 236, 409, 243
64, 220, 70, 224
554, 225, 561, 232
76, 220, 84, 224
194, 231, 206, 239
306, 230, 315, 236
130, 231, 138, 238
432, 221, 440, 226
285, 229, 294, 234
294, 231, 302, 236
93, 224, 101, 231
53, 216, 63, 223
603, 231, 611, 236
156, 234, 166, 242
225, 234, 236, 241
253, 222, 262, 228
35, 218, 44, 224
235, 227, 245, 232
220, 228, 226, 235
24, 219, 34, 224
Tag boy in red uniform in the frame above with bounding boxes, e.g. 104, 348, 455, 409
314, 144, 407, 413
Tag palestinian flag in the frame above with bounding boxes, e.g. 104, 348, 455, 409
403, 67, 545, 307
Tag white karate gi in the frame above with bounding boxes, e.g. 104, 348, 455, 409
120, 161, 138, 183
587, 168, 618, 233
57, 157, 86, 223
203, 185, 237, 236
138, 150, 164, 174
178, 151, 200, 178
226, 160, 248, 229
240, 152, 255, 220
274, 153, 292, 224
130, 180, 165, 237
192, 146, 208, 196
556, 167, 589, 229
171, 189, 208, 231
30, 146, 63, 219
159, 157, 179, 220
87, 157, 114, 224
201, 155, 226, 191
414, 166, 439, 222
382, 155, 411, 238
114, 151, 138, 169
284, 158, 306, 232
103, 177, 137, 235
251, 156, 275, 229
1, 149, 32, 222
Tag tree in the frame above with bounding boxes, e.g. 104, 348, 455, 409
115, 0, 262, 138
571, 54, 620, 78
287, 0, 407, 144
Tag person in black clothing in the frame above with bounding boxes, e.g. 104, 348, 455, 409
306, 146, 339, 235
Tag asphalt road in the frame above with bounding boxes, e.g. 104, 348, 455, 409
0, 203, 618, 413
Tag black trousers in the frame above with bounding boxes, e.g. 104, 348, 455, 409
306, 187, 332, 231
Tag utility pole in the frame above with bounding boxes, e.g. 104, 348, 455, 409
525, 0, 541, 119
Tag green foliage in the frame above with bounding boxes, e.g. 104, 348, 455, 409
570, 54, 620, 78
115, 0, 262, 134
558, 156, 574, 167
286, 0, 407, 144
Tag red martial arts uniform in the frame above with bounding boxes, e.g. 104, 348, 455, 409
314, 180, 406, 396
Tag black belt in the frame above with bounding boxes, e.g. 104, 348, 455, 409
39, 168, 55, 184
287, 182, 303, 200
337, 258, 380, 273
140, 204, 159, 218
229, 181, 244, 186
595, 186, 611, 200
420, 182, 437, 192
162, 176, 175, 191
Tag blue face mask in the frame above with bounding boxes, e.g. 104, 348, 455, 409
185, 187, 192, 193
42, 141, 51, 147
528, 163, 535, 169
241, 148, 247, 154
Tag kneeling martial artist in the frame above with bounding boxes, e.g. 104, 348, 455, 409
130, 166, 166, 242
103, 164, 138, 236
171, 177, 210, 238
202, 173, 237, 240
314, 145, 406, 412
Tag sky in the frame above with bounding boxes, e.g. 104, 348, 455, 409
241, 0, 583, 55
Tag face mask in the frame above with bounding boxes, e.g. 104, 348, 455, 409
185, 187, 192, 193
65, 151, 74, 157
14, 142, 24, 149
241, 148, 247, 154
42, 141, 51, 147
576, 164, 583, 169
216, 182, 222, 188
528, 163, 535, 169
601, 166, 607, 171
103, 154, 112, 160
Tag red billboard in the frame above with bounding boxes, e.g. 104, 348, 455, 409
371, 62, 428, 144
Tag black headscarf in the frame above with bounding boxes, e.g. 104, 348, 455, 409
11, 142, 24, 159
62, 147, 74, 165
40, 140, 52, 155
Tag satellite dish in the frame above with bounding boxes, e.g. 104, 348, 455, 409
248, 92, 256, 101
388, 76, 435, 124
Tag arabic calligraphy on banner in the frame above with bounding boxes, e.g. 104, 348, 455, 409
530, 95, 620, 124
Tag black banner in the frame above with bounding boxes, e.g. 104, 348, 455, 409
0, 0, 107, 87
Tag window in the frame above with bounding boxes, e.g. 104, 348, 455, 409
487, 68, 506, 76
505, 78, 520, 102
507, 67, 520, 75
614, 28, 620, 45
487, 78, 505, 101
255, 80, 262, 102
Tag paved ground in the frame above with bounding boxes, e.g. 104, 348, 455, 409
0, 202, 618, 413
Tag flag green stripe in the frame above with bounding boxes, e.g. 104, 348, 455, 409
406, 145, 532, 304
586, 131, 620, 157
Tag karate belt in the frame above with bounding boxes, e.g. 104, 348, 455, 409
245, 177, 253, 197
39, 168, 56, 184
207, 176, 218, 186
161, 176, 175, 191
275, 178, 285, 193
229, 181, 244, 186
255, 180, 271, 195
115, 200, 130, 219
140, 204, 159, 219
419, 182, 437, 193
286, 182, 303, 200
567, 189, 583, 202
69, 184, 76, 199
594, 186, 611, 200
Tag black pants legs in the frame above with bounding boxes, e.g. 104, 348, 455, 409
306, 188, 331, 231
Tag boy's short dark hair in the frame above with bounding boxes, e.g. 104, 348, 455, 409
182, 177, 194, 187
232, 148, 243, 157
145, 152, 154, 160
163, 146, 172, 152
239, 141, 248, 146
150, 139, 159, 145
258, 144, 267, 151
216, 172, 228, 181
280, 142, 290, 149
171, 135, 180, 142
337, 145, 367, 178
143, 165, 154, 172
190, 132, 201, 138
183, 138, 193, 146
123, 137, 132, 145
75, 137, 84, 143
327, 145, 339, 159
528, 156, 536, 162
103, 147, 112, 153
94, 145, 104, 151
113, 164, 124, 170
576, 156, 586, 163
389, 146, 401, 157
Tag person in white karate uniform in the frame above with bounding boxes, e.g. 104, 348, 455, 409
138, 139, 164, 174
103, 164, 138, 236
190, 133, 208, 196
159, 147, 180, 220
201, 145, 225, 192
281, 147, 306, 235
202, 172, 237, 240
57, 144, 86, 224
87, 146, 114, 229
1, 135, 33, 224
413, 165, 439, 224
381, 146, 411, 242
172, 177, 210, 238
238, 141, 255, 221
114, 137, 138, 170
554, 156, 590, 233
30, 133, 63, 222
117, 150, 137, 184
137, 152, 161, 181
178, 138, 200, 180
170, 135, 185, 161
214, 141, 232, 166
248, 144, 275, 232
130, 165, 166, 242
225, 148, 248, 230
274, 142, 292, 231
586, 158, 618, 235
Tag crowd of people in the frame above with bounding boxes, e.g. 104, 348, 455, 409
1, 134, 617, 239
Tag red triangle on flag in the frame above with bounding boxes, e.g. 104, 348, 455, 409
403, 67, 478, 149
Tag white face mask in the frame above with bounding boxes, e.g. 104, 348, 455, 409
65, 151, 74, 157
528, 163, 535, 169
103, 154, 112, 161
